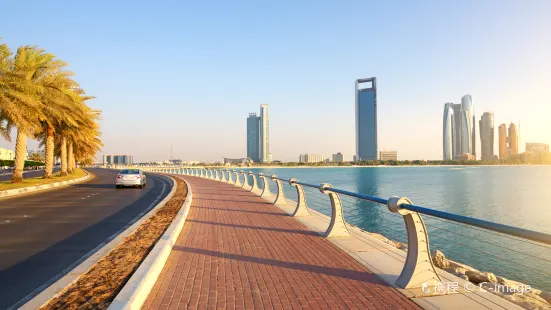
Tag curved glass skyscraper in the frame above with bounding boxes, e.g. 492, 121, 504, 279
443, 103, 455, 160
443, 95, 476, 160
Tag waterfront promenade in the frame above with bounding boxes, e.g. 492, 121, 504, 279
142, 176, 420, 309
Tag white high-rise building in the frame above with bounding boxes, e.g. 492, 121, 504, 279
260, 104, 270, 163
443, 103, 455, 160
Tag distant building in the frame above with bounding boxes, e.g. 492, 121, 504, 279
246, 113, 260, 162
246, 104, 270, 163
223, 157, 252, 165
27, 149, 46, 158
332, 152, 353, 163
103, 154, 133, 165
508, 123, 519, 156
457, 153, 475, 161
0, 148, 15, 160
498, 124, 508, 160
479, 112, 494, 160
355, 77, 378, 161
521, 151, 551, 164
379, 150, 398, 161
526, 143, 549, 154
299, 154, 324, 163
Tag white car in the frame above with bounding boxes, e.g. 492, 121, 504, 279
116, 169, 147, 188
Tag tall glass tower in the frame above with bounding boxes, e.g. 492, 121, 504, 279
355, 77, 378, 161
246, 113, 260, 162
448, 95, 476, 159
246, 104, 270, 163
479, 112, 494, 160
260, 104, 270, 163
443, 103, 455, 160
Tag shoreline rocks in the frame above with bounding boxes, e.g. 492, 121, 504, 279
429, 250, 551, 310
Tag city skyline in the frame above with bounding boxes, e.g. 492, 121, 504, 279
1, 1, 550, 162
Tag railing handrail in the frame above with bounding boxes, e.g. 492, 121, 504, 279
245, 170, 551, 246
401, 203, 551, 245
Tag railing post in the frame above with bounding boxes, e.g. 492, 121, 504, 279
387, 197, 442, 289
213, 170, 219, 181
233, 170, 242, 187
201, 169, 205, 178
249, 172, 259, 193
227, 170, 234, 184
258, 173, 272, 198
289, 178, 311, 217
210, 169, 215, 180
240, 172, 249, 189
320, 184, 350, 238
271, 175, 286, 205
220, 169, 228, 182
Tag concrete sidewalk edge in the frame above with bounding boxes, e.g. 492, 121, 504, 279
108, 176, 193, 310
16, 175, 177, 310
0, 170, 91, 199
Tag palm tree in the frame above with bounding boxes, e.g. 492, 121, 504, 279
0, 43, 48, 183
37, 70, 83, 178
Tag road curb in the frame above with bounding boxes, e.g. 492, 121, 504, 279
109, 176, 192, 310
17, 174, 176, 310
0, 170, 91, 199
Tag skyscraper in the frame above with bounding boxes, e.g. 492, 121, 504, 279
498, 124, 508, 160
446, 95, 476, 159
246, 113, 260, 162
461, 94, 476, 158
479, 112, 494, 160
508, 123, 518, 156
355, 77, 378, 161
246, 104, 270, 163
259, 104, 270, 163
443, 103, 455, 160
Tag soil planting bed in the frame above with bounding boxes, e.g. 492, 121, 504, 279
42, 176, 188, 310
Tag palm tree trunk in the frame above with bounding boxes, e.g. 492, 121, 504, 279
67, 142, 74, 174
43, 126, 55, 178
11, 129, 27, 183
60, 136, 68, 176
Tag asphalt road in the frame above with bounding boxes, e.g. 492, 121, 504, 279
0, 168, 173, 309
0, 168, 60, 182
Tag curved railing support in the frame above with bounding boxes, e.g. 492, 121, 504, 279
249, 172, 259, 193
320, 183, 350, 238
289, 178, 311, 217
220, 170, 228, 182
214, 170, 220, 181
271, 175, 286, 205
259, 173, 272, 198
227, 170, 235, 184
233, 171, 242, 187
387, 196, 442, 289
240, 172, 250, 189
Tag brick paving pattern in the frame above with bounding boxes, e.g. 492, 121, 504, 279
142, 176, 420, 310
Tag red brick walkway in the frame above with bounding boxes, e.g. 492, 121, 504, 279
142, 176, 420, 310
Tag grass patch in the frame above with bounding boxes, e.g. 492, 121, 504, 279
0, 168, 88, 191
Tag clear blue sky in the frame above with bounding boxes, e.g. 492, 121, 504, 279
1, 0, 550, 162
